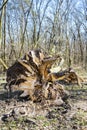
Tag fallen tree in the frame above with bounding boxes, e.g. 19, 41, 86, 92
5, 49, 83, 105
0, 58, 8, 69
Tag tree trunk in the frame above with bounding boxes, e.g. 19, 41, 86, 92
85, 44, 87, 69
3, 1, 6, 61
0, 13, 2, 49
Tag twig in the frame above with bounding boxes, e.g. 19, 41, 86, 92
0, 58, 8, 69
0, 0, 8, 11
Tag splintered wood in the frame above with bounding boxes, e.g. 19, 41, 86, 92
5, 49, 83, 105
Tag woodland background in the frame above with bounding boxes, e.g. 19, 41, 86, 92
0, 0, 87, 70
0, 1, 87, 130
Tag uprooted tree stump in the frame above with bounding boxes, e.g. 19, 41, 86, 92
5, 49, 83, 105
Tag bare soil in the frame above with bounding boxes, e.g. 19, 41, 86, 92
0, 84, 87, 130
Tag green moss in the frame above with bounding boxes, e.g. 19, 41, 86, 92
36, 115, 46, 120
43, 121, 50, 127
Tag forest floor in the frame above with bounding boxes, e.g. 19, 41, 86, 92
0, 68, 87, 130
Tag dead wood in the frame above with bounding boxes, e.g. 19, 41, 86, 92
5, 49, 79, 104
0, 58, 8, 69
48, 68, 84, 87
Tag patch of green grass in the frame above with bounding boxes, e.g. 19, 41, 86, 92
72, 110, 87, 127
49, 118, 58, 125
36, 115, 46, 120
43, 120, 50, 127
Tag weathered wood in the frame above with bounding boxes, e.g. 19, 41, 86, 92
48, 68, 84, 87
0, 58, 8, 69
5, 49, 69, 103
0, 76, 6, 84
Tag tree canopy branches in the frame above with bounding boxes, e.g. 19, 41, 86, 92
0, 0, 8, 11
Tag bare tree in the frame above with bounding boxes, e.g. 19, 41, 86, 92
0, 0, 87, 70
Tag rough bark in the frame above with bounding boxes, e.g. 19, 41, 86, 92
5, 49, 83, 104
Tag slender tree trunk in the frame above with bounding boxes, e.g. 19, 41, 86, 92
85, 44, 87, 69
66, 36, 71, 67
78, 29, 83, 64
3, 2, 6, 61
0, 14, 2, 49
19, 0, 33, 57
